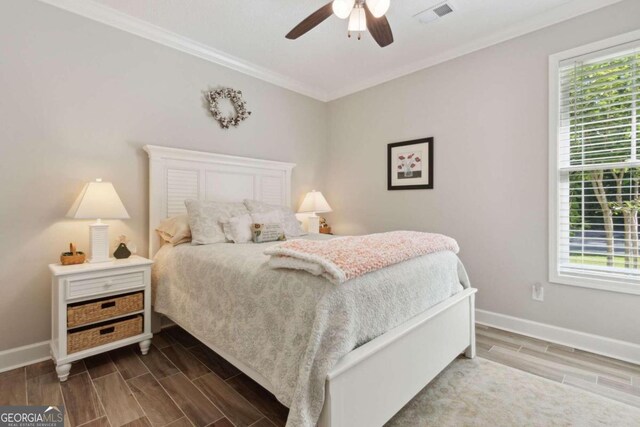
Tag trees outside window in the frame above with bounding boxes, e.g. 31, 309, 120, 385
556, 44, 640, 284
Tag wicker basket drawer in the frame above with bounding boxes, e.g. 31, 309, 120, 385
68, 315, 142, 354
67, 292, 143, 328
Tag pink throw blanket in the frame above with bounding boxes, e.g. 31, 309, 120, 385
264, 231, 459, 284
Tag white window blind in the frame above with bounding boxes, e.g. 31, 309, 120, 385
554, 39, 640, 290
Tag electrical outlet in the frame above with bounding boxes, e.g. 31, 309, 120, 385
532, 282, 544, 302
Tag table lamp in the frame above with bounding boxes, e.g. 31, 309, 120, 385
298, 190, 332, 234
66, 179, 130, 263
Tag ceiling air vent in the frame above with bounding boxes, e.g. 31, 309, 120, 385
433, 3, 453, 17
415, 1, 457, 24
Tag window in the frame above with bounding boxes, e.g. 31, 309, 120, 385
550, 32, 640, 294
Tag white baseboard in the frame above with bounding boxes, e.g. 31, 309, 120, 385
0, 341, 51, 373
476, 309, 640, 365
2, 312, 638, 373
1, 315, 171, 373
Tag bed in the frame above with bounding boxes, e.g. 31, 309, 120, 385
144, 145, 477, 427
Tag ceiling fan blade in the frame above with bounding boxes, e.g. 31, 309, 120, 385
364, 3, 393, 47
286, 2, 334, 40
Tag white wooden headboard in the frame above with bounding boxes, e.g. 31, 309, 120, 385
144, 145, 295, 257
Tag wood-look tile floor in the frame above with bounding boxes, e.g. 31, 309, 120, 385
476, 324, 640, 409
2, 325, 639, 427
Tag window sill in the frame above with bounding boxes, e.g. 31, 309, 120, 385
550, 272, 640, 295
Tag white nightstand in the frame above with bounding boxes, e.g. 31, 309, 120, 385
49, 256, 153, 381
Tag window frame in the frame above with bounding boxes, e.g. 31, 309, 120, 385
549, 29, 640, 295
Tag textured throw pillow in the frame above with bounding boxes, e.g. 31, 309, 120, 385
251, 223, 286, 243
156, 214, 191, 245
244, 199, 306, 238
185, 200, 249, 245
220, 213, 253, 243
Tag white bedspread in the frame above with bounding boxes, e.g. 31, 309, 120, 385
152, 235, 469, 427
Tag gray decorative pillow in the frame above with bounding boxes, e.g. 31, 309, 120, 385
185, 200, 249, 245
251, 223, 286, 243
243, 199, 306, 238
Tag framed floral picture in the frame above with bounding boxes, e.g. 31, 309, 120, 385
387, 137, 434, 190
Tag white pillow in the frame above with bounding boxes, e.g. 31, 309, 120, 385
185, 200, 249, 245
244, 199, 306, 238
156, 214, 191, 245
250, 210, 284, 225
220, 213, 253, 243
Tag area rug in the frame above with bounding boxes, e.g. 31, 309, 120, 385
385, 357, 640, 426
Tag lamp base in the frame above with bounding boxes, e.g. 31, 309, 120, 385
89, 222, 110, 263
307, 214, 320, 234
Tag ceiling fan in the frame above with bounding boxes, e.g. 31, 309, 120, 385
286, 0, 393, 47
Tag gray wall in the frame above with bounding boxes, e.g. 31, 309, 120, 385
0, 1, 328, 351
326, 0, 640, 344
2, 0, 639, 353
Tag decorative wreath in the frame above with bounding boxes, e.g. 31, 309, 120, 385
205, 88, 251, 129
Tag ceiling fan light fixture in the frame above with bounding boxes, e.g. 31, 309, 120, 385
332, 0, 356, 19
285, 0, 393, 47
348, 6, 367, 32
366, 0, 390, 18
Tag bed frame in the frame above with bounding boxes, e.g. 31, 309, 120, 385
144, 144, 477, 427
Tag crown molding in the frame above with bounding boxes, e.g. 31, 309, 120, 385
37, 0, 329, 102
326, 0, 625, 101
38, 0, 623, 103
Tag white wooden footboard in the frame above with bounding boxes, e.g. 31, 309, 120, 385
318, 288, 477, 427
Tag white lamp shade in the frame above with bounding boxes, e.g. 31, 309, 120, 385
366, 0, 390, 18
332, 0, 355, 19
298, 190, 333, 214
348, 7, 367, 32
67, 179, 130, 219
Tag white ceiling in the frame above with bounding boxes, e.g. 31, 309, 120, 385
44, 0, 623, 101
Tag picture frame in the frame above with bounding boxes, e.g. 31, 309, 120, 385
387, 137, 434, 190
